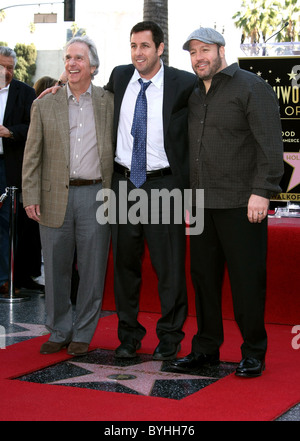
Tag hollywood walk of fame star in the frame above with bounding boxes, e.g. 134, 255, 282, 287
284, 152, 300, 192
49, 360, 216, 396
5, 322, 48, 338
16, 347, 237, 400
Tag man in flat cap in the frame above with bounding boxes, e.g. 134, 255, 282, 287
171, 28, 284, 377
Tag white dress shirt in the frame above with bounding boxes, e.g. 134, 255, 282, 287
115, 62, 169, 171
0, 84, 10, 155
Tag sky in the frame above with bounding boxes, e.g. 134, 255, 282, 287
0, 0, 244, 84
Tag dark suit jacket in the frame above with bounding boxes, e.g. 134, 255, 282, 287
105, 64, 197, 188
2, 78, 36, 189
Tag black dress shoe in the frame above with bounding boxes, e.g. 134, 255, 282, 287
115, 340, 141, 358
18, 277, 45, 293
170, 351, 220, 372
235, 357, 265, 378
153, 342, 181, 361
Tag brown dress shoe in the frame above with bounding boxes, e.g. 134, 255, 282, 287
0, 282, 9, 294
67, 342, 89, 356
40, 341, 68, 354
0, 282, 21, 295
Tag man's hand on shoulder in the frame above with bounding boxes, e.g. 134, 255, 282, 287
37, 84, 62, 99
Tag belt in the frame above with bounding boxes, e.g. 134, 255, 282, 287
69, 178, 102, 186
114, 162, 172, 179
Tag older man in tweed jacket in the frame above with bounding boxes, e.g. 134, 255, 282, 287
22, 36, 114, 356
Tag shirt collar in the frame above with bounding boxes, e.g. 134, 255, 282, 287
198, 62, 239, 91
219, 62, 239, 78
66, 82, 92, 99
0, 83, 10, 92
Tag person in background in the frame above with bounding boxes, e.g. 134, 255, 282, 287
0, 46, 42, 295
22, 36, 114, 356
105, 21, 197, 360
170, 27, 284, 378
34, 76, 57, 98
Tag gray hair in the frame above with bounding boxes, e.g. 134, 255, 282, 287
64, 36, 99, 79
0, 46, 17, 67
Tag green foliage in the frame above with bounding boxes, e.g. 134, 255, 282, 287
13, 43, 37, 86
233, 0, 300, 43
0, 10, 5, 23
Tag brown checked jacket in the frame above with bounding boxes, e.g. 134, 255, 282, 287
22, 84, 114, 228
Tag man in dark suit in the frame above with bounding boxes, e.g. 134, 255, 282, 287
0, 46, 40, 294
105, 21, 197, 360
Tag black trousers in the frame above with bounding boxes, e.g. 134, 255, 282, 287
190, 207, 268, 360
111, 171, 188, 346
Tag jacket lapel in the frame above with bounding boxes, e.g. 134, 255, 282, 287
3, 79, 18, 123
162, 66, 176, 139
92, 84, 105, 159
53, 88, 70, 165
114, 65, 135, 136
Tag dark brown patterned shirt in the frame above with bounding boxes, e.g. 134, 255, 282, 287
188, 63, 284, 208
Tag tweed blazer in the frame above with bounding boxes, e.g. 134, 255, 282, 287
22, 84, 114, 228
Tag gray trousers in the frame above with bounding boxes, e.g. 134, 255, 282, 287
39, 183, 110, 344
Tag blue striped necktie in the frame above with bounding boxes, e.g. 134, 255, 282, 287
130, 78, 151, 188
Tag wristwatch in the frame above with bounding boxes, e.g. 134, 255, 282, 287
9, 130, 14, 139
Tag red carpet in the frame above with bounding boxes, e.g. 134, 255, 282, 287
102, 219, 300, 325
1, 219, 298, 421
0, 313, 299, 421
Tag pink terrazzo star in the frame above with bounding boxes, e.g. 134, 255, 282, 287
284, 152, 300, 192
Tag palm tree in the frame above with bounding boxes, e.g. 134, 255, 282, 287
233, 0, 300, 44
0, 9, 5, 23
278, 0, 300, 42
233, 0, 280, 44
143, 0, 169, 65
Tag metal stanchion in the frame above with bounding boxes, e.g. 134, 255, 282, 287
0, 186, 29, 303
